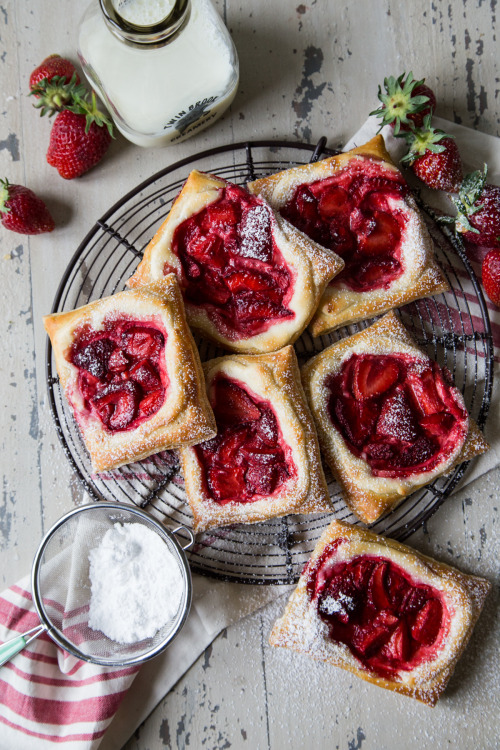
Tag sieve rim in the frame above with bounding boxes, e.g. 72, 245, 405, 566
31, 502, 193, 667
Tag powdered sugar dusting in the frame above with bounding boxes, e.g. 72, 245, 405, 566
238, 204, 272, 261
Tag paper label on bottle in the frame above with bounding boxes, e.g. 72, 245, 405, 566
164, 95, 220, 141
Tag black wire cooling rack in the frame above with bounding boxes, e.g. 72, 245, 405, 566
46, 138, 494, 584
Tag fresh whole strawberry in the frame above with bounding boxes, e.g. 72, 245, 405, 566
47, 106, 112, 179
33, 78, 114, 179
0, 178, 55, 234
446, 166, 500, 247
370, 72, 436, 135
29, 54, 80, 95
400, 115, 463, 192
482, 249, 500, 306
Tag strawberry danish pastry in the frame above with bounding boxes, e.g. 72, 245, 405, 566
127, 171, 343, 353
44, 276, 216, 472
270, 519, 491, 706
180, 346, 332, 533
301, 312, 488, 523
248, 135, 448, 335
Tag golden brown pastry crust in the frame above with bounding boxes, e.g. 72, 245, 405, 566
179, 345, 333, 533
269, 519, 491, 706
301, 311, 489, 523
127, 170, 344, 353
248, 135, 449, 336
44, 276, 216, 472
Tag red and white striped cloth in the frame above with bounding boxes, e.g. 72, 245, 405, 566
0, 578, 140, 748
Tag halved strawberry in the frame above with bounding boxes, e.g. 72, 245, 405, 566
124, 328, 163, 359
319, 580, 360, 623
373, 610, 399, 629
350, 559, 376, 590
78, 370, 100, 403
225, 270, 274, 293
189, 270, 231, 305
138, 389, 165, 418
357, 210, 401, 256
397, 436, 437, 469
367, 562, 391, 609
295, 185, 318, 222
95, 382, 138, 430
333, 396, 378, 449
382, 621, 411, 662
328, 219, 356, 257
245, 463, 280, 496
363, 441, 396, 466
318, 186, 350, 218
72, 337, 113, 379
399, 586, 428, 616
420, 412, 455, 437
406, 367, 443, 416
411, 599, 443, 645
216, 429, 249, 464
352, 624, 390, 657
108, 347, 129, 373
348, 257, 401, 292
201, 202, 239, 231
376, 391, 419, 442
188, 234, 226, 268
233, 295, 289, 323
129, 359, 161, 390
214, 379, 261, 425
352, 356, 400, 400
255, 408, 279, 446
208, 465, 246, 502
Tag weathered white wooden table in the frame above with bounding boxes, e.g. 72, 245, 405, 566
1, 1, 499, 748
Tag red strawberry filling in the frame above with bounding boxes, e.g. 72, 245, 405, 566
307, 544, 449, 677
171, 183, 294, 339
280, 160, 409, 292
326, 352, 468, 479
71, 319, 167, 432
195, 375, 295, 504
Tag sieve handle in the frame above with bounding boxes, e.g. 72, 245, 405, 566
170, 525, 195, 550
0, 624, 46, 667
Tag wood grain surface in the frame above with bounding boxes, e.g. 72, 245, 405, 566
0, 1, 498, 748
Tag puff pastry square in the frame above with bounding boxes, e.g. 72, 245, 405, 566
270, 519, 491, 706
127, 170, 344, 353
248, 135, 448, 336
44, 276, 216, 472
301, 311, 489, 523
179, 345, 332, 533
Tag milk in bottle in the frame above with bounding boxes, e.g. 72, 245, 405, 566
78, 0, 239, 147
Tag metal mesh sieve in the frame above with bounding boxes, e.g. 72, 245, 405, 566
30, 502, 193, 667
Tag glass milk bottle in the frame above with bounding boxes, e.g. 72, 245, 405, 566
77, 0, 239, 147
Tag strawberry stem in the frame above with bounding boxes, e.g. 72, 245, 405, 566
444, 165, 487, 235
0, 178, 11, 214
30, 73, 87, 117
31, 75, 114, 136
370, 71, 432, 135
400, 114, 453, 164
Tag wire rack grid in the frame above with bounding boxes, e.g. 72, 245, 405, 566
45, 138, 493, 585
